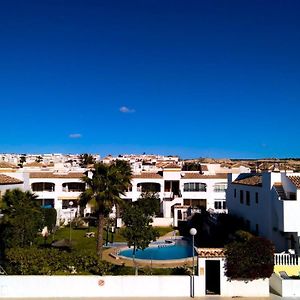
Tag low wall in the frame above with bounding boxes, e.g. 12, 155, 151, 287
270, 273, 300, 297
0, 275, 201, 298
152, 217, 173, 227
221, 278, 269, 297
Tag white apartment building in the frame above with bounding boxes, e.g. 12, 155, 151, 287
122, 164, 229, 226
29, 171, 86, 224
227, 171, 300, 253
0, 158, 249, 228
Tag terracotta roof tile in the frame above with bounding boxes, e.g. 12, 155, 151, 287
288, 176, 300, 189
232, 174, 262, 186
29, 172, 85, 179
0, 174, 23, 185
197, 248, 225, 258
133, 172, 163, 179
0, 162, 18, 168
163, 163, 181, 169
182, 173, 228, 179
24, 162, 47, 167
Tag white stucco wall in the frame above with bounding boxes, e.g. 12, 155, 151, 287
197, 257, 270, 297
270, 273, 300, 297
0, 275, 201, 298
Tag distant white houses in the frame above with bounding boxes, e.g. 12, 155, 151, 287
227, 171, 300, 253
0, 155, 252, 227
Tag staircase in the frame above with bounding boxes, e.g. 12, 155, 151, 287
274, 183, 287, 199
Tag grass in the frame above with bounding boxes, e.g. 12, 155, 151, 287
40, 225, 174, 252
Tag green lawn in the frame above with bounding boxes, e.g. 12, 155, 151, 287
41, 225, 174, 252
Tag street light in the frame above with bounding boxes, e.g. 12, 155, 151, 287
69, 201, 73, 242
190, 227, 197, 298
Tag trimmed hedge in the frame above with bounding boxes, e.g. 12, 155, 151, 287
224, 236, 274, 280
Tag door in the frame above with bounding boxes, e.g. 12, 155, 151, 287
205, 260, 220, 295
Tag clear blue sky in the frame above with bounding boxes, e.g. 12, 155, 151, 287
0, 0, 299, 159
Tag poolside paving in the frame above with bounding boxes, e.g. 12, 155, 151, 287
102, 230, 194, 268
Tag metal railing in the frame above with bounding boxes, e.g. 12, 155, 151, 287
274, 253, 300, 266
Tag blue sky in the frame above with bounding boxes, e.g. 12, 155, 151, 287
0, 0, 300, 159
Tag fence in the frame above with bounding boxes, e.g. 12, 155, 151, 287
274, 253, 300, 266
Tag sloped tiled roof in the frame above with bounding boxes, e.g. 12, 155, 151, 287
197, 248, 225, 258
232, 174, 262, 186
182, 173, 228, 179
0, 174, 23, 185
29, 172, 85, 179
288, 176, 300, 189
133, 172, 163, 179
163, 163, 181, 169
0, 162, 18, 168
24, 162, 46, 167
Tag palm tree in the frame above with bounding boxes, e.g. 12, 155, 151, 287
80, 161, 132, 258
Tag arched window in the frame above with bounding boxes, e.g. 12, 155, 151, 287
183, 182, 206, 192
62, 182, 85, 192
32, 182, 55, 192
137, 182, 161, 192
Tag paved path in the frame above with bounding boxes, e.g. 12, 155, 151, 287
102, 230, 193, 269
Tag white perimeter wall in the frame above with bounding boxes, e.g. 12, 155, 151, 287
270, 273, 300, 297
0, 274, 270, 298
0, 276, 199, 298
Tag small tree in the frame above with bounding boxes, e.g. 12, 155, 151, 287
224, 236, 274, 280
121, 203, 159, 275
136, 191, 160, 217
79, 153, 96, 167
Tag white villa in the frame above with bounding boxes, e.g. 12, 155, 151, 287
227, 171, 300, 253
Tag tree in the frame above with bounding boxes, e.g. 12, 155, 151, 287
79, 153, 96, 167
35, 155, 43, 163
224, 236, 274, 280
121, 203, 159, 274
136, 191, 160, 217
79, 161, 132, 258
0, 189, 43, 249
18, 154, 26, 167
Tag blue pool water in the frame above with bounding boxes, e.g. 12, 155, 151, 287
119, 240, 194, 260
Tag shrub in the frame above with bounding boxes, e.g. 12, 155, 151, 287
4, 247, 113, 275
41, 208, 57, 232
224, 236, 274, 280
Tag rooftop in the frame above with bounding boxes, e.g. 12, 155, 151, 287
29, 172, 85, 179
232, 173, 262, 186
0, 174, 23, 185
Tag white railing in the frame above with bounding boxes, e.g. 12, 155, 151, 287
274, 253, 300, 266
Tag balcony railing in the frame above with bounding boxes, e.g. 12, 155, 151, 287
274, 253, 300, 266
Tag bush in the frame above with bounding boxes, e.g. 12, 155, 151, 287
224, 236, 274, 280
4, 247, 113, 275
41, 208, 57, 232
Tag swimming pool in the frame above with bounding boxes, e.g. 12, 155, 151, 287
119, 239, 194, 260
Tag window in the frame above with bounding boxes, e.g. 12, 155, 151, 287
255, 192, 259, 204
246, 191, 250, 206
240, 190, 244, 204
38, 198, 54, 208
214, 200, 226, 210
255, 224, 259, 235
183, 198, 206, 209
32, 182, 55, 192
184, 182, 207, 192
214, 183, 227, 192
62, 182, 85, 192
62, 200, 78, 209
